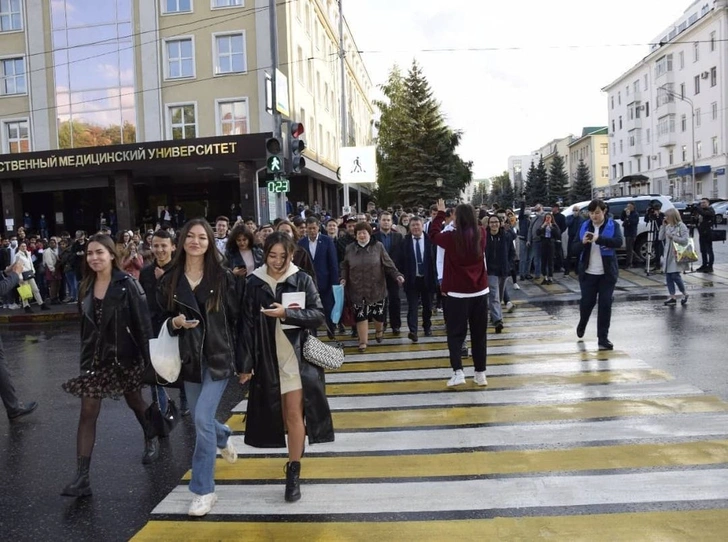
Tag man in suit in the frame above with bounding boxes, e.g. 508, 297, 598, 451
374, 211, 404, 334
398, 216, 437, 343
300, 216, 340, 339
0, 258, 38, 420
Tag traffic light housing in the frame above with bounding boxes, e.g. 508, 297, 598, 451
266, 137, 283, 175
289, 122, 306, 174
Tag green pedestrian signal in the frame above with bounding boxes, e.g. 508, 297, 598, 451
265, 137, 283, 175
267, 155, 282, 173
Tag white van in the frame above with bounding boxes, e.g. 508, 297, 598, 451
560, 195, 675, 262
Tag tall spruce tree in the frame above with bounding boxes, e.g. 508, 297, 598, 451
547, 151, 568, 205
374, 61, 472, 207
569, 159, 593, 203
523, 161, 537, 206
529, 157, 549, 205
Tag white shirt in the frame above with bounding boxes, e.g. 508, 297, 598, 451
436, 222, 455, 280
585, 226, 605, 275
412, 235, 425, 276
215, 236, 228, 254
308, 234, 318, 260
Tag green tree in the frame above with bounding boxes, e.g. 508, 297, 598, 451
569, 159, 593, 203
547, 151, 568, 205
488, 171, 515, 209
373, 61, 472, 207
523, 161, 537, 206
528, 157, 548, 205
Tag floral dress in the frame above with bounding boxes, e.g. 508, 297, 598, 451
62, 298, 145, 400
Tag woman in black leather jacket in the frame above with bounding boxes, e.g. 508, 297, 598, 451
157, 218, 243, 517
225, 223, 263, 282
61, 234, 155, 498
240, 232, 334, 503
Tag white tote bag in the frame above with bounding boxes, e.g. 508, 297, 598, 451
149, 320, 182, 383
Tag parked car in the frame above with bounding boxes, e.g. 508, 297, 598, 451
711, 200, 728, 224
560, 195, 675, 262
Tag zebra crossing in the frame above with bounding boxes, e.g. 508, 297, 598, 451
132, 303, 728, 541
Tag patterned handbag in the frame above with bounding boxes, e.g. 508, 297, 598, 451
303, 334, 344, 370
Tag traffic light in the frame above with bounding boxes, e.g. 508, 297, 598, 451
289, 122, 306, 174
265, 137, 283, 175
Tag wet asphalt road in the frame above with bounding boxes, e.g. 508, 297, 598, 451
0, 293, 727, 541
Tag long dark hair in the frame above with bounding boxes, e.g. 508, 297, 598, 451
226, 223, 254, 254
78, 234, 123, 300
453, 204, 482, 259
165, 218, 225, 313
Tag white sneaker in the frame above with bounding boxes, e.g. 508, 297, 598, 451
513, 283, 521, 290
188, 492, 218, 517
447, 370, 466, 387
474, 371, 488, 386
8, 303, 19, 310
219, 432, 237, 464
505, 302, 514, 313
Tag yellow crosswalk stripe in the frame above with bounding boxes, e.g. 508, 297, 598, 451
227, 395, 728, 431
134, 509, 728, 541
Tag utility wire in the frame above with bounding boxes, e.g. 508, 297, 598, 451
18, 1, 293, 80
1, 54, 338, 120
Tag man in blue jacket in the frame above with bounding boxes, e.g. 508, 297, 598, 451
0, 259, 38, 420
300, 217, 339, 339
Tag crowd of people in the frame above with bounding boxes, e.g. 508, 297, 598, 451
1, 195, 717, 518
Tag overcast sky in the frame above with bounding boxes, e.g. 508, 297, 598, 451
345, 0, 697, 180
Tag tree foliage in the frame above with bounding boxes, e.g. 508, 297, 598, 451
525, 157, 548, 206
58, 120, 136, 149
569, 159, 593, 203
488, 171, 515, 209
547, 151, 568, 205
373, 61, 472, 207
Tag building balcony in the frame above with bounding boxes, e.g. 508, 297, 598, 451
626, 116, 642, 130
629, 142, 643, 157
628, 89, 642, 104
658, 131, 677, 147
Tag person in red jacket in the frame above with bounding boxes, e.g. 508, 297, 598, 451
429, 199, 489, 387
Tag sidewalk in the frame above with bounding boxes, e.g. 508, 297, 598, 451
0, 301, 79, 324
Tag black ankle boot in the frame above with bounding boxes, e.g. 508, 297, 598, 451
141, 419, 160, 464
284, 461, 301, 502
61, 456, 92, 497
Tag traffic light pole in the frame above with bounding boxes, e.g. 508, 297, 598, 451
338, 0, 351, 212
269, 0, 286, 219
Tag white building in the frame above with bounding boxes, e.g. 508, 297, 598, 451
508, 154, 539, 195
603, 0, 728, 201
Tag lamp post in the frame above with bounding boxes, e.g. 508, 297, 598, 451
659, 85, 696, 199
435, 177, 444, 200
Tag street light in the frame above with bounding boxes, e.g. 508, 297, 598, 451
435, 177, 444, 200
658, 85, 696, 199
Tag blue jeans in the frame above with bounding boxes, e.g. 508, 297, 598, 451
518, 239, 529, 276
64, 272, 78, 301
488, 275, 503, 323
531, 241, 543, 277
665, 272, 686, 296
184, 368, 231, 495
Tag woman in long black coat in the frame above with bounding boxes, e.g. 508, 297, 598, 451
240, 232, 334, 503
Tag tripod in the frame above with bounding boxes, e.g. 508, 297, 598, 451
645, 218, 659, 276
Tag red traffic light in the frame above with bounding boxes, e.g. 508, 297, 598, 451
291, 122, 305, 138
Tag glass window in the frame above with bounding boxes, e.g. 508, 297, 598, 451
215, 33, 246, 74
711, 31, 716, 51
694, 75, 700, 95
711, 67, 717, 87
697, 141, 702, 159
213, 0, 243, 6
0, 0, 22, 31
0, 57, 25, 95
164, 0, 192, 13
166, 38, 194, 78
4, 120, 29, 153
696, 108, 701, 127
169, 104, 196, 139
218, 99, 248, 135
694, 41, 699, 62
712, 102, 718, 120
713, 137, 718, 156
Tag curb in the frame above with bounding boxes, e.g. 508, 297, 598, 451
0, 311, 80, 325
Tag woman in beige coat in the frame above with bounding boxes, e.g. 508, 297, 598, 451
341, 222, 404, 352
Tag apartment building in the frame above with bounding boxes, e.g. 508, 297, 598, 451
603, 0, 728, 200
0, 0, 373, 232
507, 154, 538, 196
567, 126, 610, 196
